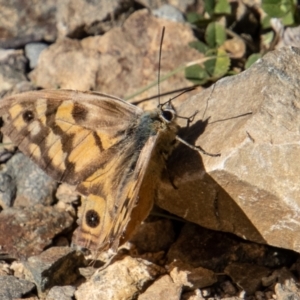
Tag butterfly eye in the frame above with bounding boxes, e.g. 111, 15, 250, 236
22, 110, 34, 123
161, 109, 175, 123
85, 209, 100, 228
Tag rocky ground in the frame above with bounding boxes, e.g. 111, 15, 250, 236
0, 1, 300, 299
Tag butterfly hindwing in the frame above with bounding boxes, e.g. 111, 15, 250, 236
74, 134, 159, 252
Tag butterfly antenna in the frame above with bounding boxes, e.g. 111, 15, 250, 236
157, 27, 165, 106
167, 86, 197, 103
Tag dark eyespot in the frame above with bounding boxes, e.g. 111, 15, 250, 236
22, 110, 34, 123
162, 109, 174, 122
85, 209, 100, 228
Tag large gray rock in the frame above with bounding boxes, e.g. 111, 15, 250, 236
157, 46, 300, 253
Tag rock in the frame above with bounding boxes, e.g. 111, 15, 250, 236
275, 284, 300, 300
0, 164, 16, 208
219, 280, 238, 296
75, 256, 164, 300
0, 152, 57, 208
13, 297, 39, 300
157, 46, 300, 253
46, 285, 76, 300
0, 49, 28, 95
0, 0, 57, 48
25, 43, 49, 69
224, 263, 271, 295
274, 267, 300, 299
223, 36, 246, 59
168, 260, 217, 289
273, 21, 300, 49
28, 37, 102, 91
167, 224, 238, 270
181, 289, 206, 300
0, 205, 74, 259
0, 262, 11, 276
137, 0, 195, 13
55, 183, 80, 205
167, 223, 249, 270
55, 184, 79, 219
153, 4, 185, 22
0, 81, 37, 99
56, 0, 132, 38
130, 218, 176, 253
23, 247, 86, 294
0, 49, 27, 72
139, 274, 182, 300
166, 222, 293, 277
0, 275, 35, 300
29, 9, 201, 105
261, 271, 278, 287
10, 261, 25, 279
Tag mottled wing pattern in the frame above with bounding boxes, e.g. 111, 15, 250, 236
0, 89, 156, 252
0, 90, 142, 184
75, 134, 159, 252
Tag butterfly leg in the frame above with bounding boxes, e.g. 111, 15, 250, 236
177, 110, 200, 128
175, 135, 221, 157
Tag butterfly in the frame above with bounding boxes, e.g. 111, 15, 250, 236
0, 89, 188, 255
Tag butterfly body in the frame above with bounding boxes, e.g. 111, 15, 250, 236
0, 89, 179, 254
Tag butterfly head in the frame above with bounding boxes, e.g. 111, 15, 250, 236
158, 101, 177, 124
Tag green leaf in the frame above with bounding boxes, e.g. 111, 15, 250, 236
261, 31, 274, 48
204, 49, 230, 78
185, 64, 209, 85
205, 22, 227, 48
245, 53, 262, 69
189, 41, 210, 54
204, 0, 215, 16
262, 0, 295, 18
186, 12, 204, 24
215, 0, 231, 14
281, 10, 295, 25
261, 15, 272, 29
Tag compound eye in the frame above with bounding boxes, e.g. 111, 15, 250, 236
162, 109, 175, 122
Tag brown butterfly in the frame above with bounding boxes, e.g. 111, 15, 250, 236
0, 88, 220, 256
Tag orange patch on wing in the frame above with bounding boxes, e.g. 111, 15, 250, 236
36, 99, 48, 125
9, 104, 23, 119
95, 132, 116, 150
71, 127, 91, 148
9, 105, 27, 131
56, 119, 73, 132
29, 143, 41, 159
45, 130, 66, 170
81, 153, 118, 187
69, 132, 101, 173
56, 101, 75, 123
12, 114, 27, 131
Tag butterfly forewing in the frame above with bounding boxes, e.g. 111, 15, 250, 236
0, 90, 142, 183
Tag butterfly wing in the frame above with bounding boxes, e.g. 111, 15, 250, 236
75, 133, 160, 252
0, 90, 143, 185
0, 89, 157, 252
